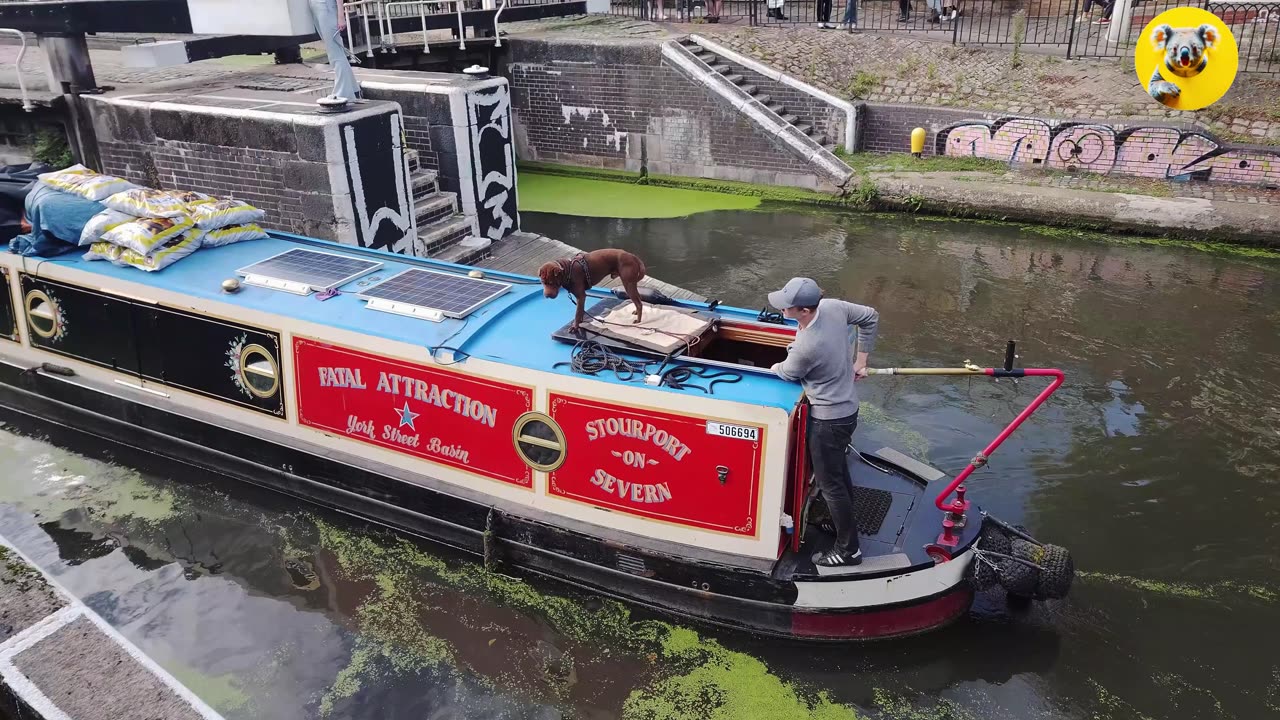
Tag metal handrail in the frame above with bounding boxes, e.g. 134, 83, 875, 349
0, 29, 34, 112
344, 0, 484, 53
493, 0, 508, 46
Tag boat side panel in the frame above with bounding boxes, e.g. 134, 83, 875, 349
547, 392, 766, 538
0, 267, 14, 343
0, 258, 795, 561
293, 337, 535, 487
19, 274, 142, 376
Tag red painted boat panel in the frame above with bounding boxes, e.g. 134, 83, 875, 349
790, 586, 974, 640
293, 338, 534, 487
547, 393, 766, 536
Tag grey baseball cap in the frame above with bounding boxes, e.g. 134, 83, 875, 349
768, 277, 822, 310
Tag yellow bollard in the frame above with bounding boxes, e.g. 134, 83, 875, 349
910, 127, 926, 158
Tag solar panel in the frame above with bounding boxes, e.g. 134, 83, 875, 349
237, 248, 382, 295
357, 268, 511, 322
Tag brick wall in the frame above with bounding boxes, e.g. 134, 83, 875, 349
859, 103, 983, 155
100, 140, 307, 232
503, 40, 826, 189
88, 100, 348, 240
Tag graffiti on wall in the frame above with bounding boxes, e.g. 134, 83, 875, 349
937, 117, 1280, 187
337, 112, 415, 254
466, 83, 520, 241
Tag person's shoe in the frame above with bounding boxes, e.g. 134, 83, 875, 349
1094, 17, 1110, 24
812, 548, 863, 567
849, 21, 857, 30
776, 10, 789, 19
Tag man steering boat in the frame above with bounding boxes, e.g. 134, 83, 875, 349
767, 277, 879, 568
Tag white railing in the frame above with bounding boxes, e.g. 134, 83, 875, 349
344, 0, 512, 53
0, 29, 35, 112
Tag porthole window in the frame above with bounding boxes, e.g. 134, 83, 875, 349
513, 412, 566, 472
24, 290, 58, 339
238, 344, 280, 399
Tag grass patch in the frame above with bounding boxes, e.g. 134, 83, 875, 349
519, 171, 761, 218
845, 70, 880, 100
840, 152, 1007, 175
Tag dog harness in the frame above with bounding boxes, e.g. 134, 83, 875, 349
559, 253, 593, 288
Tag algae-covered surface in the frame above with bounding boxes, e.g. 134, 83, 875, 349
518, 172, 761, 218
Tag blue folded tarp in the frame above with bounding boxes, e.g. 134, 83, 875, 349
9, 183, 106, 257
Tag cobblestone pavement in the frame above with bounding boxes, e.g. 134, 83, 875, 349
508, 16, 1280, 145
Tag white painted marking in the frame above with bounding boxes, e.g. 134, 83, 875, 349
793, 549, 972, 609
0, 537, 227, 720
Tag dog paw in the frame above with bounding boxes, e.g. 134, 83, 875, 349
1149, 81, 1180, 101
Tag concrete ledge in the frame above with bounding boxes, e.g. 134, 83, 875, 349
872, 172, 1280, 246
660, 41, 854, 190
688, 33, 857, 154
0, 539, 224, 720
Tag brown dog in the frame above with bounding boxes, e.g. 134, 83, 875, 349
539, 249, 647, 332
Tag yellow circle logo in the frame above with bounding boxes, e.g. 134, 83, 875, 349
1134, 7, 1238, 111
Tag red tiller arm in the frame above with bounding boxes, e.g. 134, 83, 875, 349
934, 368, 1064, 511
865, 366, 1065, 512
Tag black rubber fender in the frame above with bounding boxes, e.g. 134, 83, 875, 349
998, 539, 1041, 598
1035, 544, 1075, 600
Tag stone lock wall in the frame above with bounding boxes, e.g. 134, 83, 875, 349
502, 39, 830, 190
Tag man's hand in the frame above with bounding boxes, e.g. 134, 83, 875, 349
853, 351, 869, 382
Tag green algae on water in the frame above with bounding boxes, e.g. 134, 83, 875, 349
1078, 571, 1279, 604
859, 402, 931, 461
622, 627, 859, 720
311, 519, 864, 720
519, 172, 761, 218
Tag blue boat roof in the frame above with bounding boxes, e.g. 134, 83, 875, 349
17, 233, 803, 411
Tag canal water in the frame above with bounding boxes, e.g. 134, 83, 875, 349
2, 203, 1279, 720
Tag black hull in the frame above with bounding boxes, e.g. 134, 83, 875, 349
0, 361, 974, 641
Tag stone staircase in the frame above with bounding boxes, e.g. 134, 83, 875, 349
678, 37, 838, 153
405, 149, 492, 264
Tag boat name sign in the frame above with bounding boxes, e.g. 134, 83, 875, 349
294, 339, 535, 487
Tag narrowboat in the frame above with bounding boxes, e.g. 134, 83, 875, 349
0, 232, 1072, 641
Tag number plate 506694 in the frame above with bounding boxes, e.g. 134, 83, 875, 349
705, 421, 760, 442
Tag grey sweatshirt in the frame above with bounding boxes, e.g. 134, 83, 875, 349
770, 298, 879, 420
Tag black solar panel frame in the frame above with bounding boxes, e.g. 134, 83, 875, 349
236, 248, 382, 294
357, 268, 511, 318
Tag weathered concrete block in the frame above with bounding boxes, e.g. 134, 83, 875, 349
150, 109, 295, 152
300, 192, 340, 224
293, 121, 330, 162
284, 160, 332, 190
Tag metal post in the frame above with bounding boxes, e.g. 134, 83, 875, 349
1064, 0, 1080, 59
38, 33, 100, 170
1106, 0, 1133, 44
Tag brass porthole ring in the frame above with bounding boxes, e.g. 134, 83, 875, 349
512, 411, 567, 472
238, 343, 281, 399
24, 289, 58, 339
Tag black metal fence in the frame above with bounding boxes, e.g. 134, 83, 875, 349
609, 0, 1280, 73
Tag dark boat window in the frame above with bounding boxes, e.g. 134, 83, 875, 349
513, 412, 566, 472
238, 344, 280, 399
24, 290, 58, 339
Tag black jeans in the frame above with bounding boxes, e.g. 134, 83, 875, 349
817, 0, 832, 22
808, 411, 860, 554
